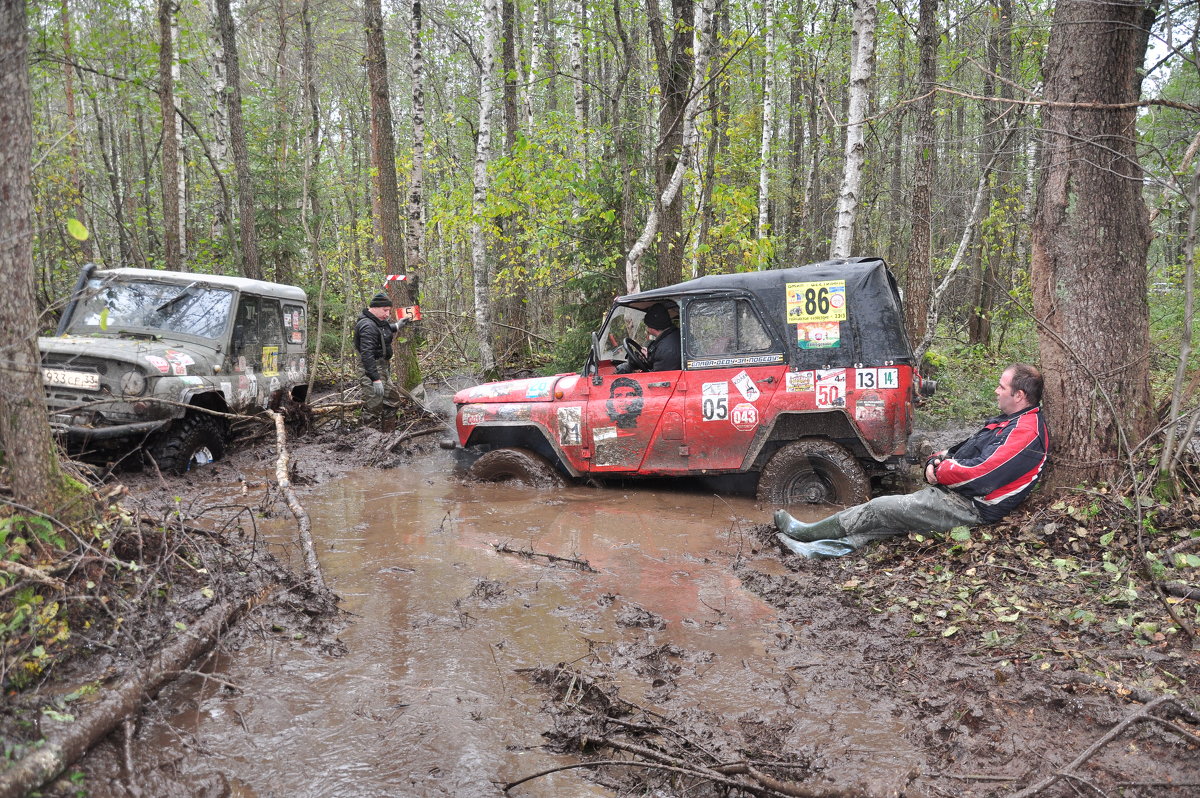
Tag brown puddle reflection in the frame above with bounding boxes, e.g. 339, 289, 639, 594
123, 451, 917, 797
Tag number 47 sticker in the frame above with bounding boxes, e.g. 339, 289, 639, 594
854, 368, 900, 390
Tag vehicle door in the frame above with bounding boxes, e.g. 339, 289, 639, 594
676, 297, 785, 471
228, 296, 285, 407
585, 306, 681, 473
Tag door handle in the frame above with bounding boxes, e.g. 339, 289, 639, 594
756, 376, 776, 384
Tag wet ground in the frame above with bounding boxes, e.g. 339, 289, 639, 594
48, 430, 1200, 798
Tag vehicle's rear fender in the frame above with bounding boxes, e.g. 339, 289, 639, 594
743, 410, 886, 471
464, 424, 579, 477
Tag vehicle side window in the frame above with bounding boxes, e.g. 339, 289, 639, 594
283, 304, 305, 346
687, 299, 773, 356
259, 300, 284, 376
232, 296, 261, 370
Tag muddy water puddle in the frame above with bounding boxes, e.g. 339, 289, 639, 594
117, 453, 919, 797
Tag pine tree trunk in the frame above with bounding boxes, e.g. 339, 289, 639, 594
0, 0, 65, 512
157, 0, 182, 270
216, 0, 262, 280
1031, 0, 1159, 486
830, 0, 876, 259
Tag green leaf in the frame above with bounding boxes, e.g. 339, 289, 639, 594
1099, 530, 1115, 546
67, 218, 89, 241
950, 527, 971, 542
942, 625, 959, 637
99, 307, 109, 331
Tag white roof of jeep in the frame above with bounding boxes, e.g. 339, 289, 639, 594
97, 268, 307, 303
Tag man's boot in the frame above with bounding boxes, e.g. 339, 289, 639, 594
776, 534, 856, 559
773, 509, 845, 542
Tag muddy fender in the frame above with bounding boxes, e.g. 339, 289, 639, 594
467, 447, 566, 488
757, 439, 869, 508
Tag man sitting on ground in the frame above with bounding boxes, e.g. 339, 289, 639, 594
774, 363, 1050, 558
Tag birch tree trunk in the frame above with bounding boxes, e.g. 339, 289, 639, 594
216, 0, 262, 280
471, 0, 500, 376
157, 0, 182, 270
625, 0, 712, 294
829, 0, 876, 259
905, 0, 936, 343
757, 0, 776, 243
1031, 0, 1159, 487
0, 0, 65, 512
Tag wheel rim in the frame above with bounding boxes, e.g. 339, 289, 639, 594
189, 446, 214, 468
783, 470, 835, 503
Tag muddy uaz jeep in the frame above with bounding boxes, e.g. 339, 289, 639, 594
39, 265, 309, 472
449, 257, 934, 507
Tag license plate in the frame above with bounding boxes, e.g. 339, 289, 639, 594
42, 368, 100, 391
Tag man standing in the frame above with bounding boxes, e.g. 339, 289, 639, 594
774, 363, 1049, 557
355, 292, 411, 428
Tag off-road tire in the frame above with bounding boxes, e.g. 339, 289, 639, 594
148, 413, 227, 474
757, 439, 870, 508
467, 447, 566, 487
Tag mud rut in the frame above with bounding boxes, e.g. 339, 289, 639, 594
21, 426, 1200, 798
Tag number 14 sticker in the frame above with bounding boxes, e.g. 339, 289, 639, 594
854, 368, 900, 390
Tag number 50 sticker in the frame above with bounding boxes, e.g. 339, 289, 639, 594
702, 382, 728, 421
816, 368, 846, 408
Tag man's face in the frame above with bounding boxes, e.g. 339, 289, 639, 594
369, 305, 392, 320
611, 385, 638, 416
995, 369, 1028, 415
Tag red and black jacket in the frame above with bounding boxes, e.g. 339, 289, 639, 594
930, 405, 1049, 523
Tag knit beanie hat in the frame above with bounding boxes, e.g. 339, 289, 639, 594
644, 303, 672, 329
369, 292, 393, 308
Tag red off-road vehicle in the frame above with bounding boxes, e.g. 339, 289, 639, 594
446, 257, 933, 507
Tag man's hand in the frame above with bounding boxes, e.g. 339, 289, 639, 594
925, 456, 943, 485
372, 380, 386, 397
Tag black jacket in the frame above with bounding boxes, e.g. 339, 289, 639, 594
646, 326, 681, 371
354, 310, 397, 381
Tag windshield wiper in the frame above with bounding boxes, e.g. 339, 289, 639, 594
154, 281, 198, 314
114, 329, 161, 341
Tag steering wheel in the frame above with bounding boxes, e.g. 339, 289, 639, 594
623, 337, 650, 372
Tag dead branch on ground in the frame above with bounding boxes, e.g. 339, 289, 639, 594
266, 409, 326, 592
493, 541, 596, 572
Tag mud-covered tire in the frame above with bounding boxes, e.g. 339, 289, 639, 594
148, 413, 227, 474
467, 447, 566, 487
757, 439, 870, 508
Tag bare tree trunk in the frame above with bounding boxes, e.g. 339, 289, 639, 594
406, 0, 427, 273
1031, 0, 1159, 487
625, 0, 712, 293
216, 0, 262, 280
502, 0, 518, 156
905, 0, 936, 344
830, 0, 876, 259
364, 0, 405, 279
157, 0, 182, 270
570, 0, 587, 162
471, 0, 500, 376
60, 0, 91, 261
0, 0, 65, 512
757, 0, 776, 243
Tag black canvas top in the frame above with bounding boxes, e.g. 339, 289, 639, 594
618, 257, 915, 368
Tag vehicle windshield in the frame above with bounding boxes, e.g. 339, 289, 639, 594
596, 305, 650, 363
66, 277, 234, 340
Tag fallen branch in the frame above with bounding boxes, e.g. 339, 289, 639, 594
266, 409, 326, 592
386, 424, 446, 453
0, 559, 66, 591
1008, 696, 1196, 798
0, 583, 273, 798
493, 541, 596, 572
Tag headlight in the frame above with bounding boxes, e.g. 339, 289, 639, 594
120, 370, 147, 396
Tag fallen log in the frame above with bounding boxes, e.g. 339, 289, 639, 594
0, 583, 272, 798
266, 409, 327, 592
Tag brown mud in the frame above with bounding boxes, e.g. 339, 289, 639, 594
12, 417, 1200, 798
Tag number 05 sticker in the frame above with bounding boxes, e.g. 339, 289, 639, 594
702, 382, 728, 421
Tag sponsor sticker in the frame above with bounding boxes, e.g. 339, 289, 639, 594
731, 370, 760, 402
796, 321, 841, 349
879, 368, 899, 389
856, 394, 887, 421
701, 381, 729, 421
145, 355, 170, 374
731, 402, 759, 431
593, 426, 617, 442
462, 406, 486, 426
262, 346, 280, 377
525, 377, 554, 399
786, 370, 814, 392
786, 280, 848, 323
557, 406, 582, 445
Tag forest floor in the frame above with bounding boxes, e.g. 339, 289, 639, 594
2, 402, 1199, 797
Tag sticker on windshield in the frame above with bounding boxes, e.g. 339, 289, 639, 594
702, 382, 728, 421
796, 321, 841, 349
816, 368, 847, 408
786, 371, 814, 392
731, 402, 758, 431
786, 280, 847, 323
731, 370, 760, 402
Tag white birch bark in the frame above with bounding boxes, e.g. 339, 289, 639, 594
524, 0, 541, 127
407, 0, 427, 270
471, 0, 499, 374
570, 0, 586, 162
830, 0, 876, 259
757, 0, 776, 242
625, 0, 713, 294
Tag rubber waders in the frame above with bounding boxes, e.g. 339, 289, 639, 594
773, 509, 846, 542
